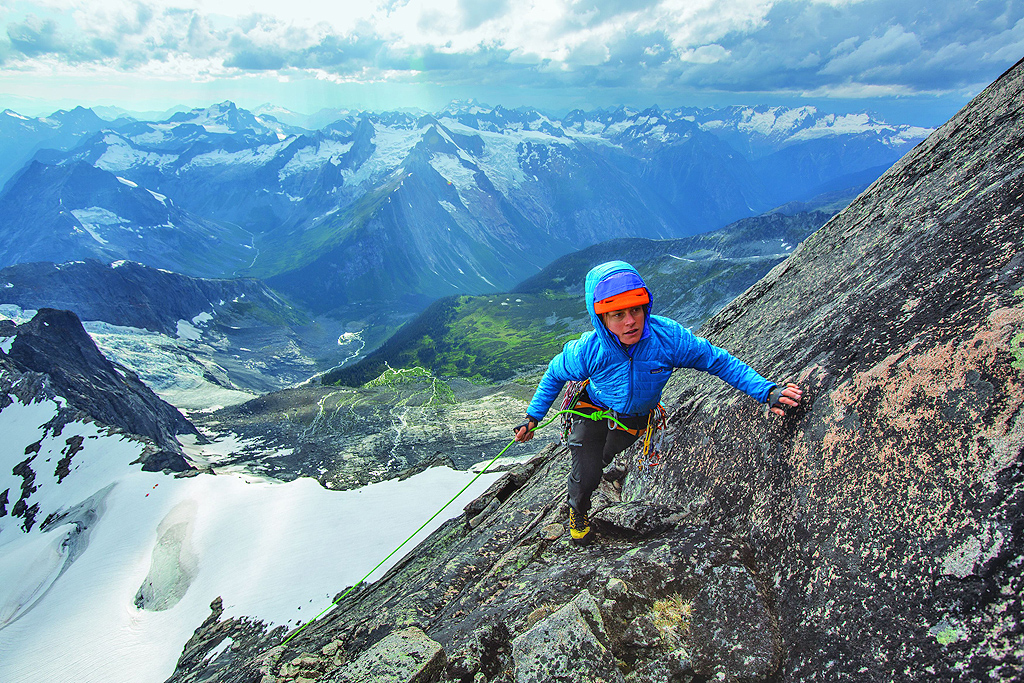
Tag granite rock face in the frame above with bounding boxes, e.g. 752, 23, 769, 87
512, 589, 624, 683
328, 627, 446, 683
625, 57, 1024, 680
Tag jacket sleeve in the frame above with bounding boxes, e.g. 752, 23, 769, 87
671, 325, 774, 403
526, 335, 591, 420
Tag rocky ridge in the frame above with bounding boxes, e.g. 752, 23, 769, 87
1, 308, 198, 472
163, 59, 1024, 682
633, 56, 1024, 680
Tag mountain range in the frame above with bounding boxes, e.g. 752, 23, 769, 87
0, 101, 930, 318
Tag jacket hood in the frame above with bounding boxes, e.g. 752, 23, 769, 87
584, 261, 653, 350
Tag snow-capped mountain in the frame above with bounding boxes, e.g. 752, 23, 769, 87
0, 160, 255, 278
691, 105, 933, 156
0, 101, 932, 316
162, 100, 307, 140
0, 106, 118, 190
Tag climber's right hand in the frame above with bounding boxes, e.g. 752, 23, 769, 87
513, 417, 538, 443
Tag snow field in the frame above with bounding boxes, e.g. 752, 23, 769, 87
278, 138, 354, 180
0, 397, 502, 683
429, 153, 480, 201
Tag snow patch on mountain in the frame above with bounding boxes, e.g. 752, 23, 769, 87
343, 123, 427, 187
181, 139, 293, 171
562, 118, 605, 135
440, 122, 529, 194
94, 134, 178, 173
128, 127, 176, 146
175, 319, 202, 341
278, 139, 354, 180
430, 153, 479, 198
70, 207, 129, 244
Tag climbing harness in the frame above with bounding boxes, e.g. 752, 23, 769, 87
558, 379, 668, 482
558, 379, 590, 444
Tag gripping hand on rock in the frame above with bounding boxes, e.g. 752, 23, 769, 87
767, 383, 803, 417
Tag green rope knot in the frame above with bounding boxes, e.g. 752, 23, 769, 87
558, 407, 629, 431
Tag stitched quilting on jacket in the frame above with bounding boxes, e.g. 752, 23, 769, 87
526, 261, 774, 421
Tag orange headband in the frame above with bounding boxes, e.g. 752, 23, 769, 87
594, 287, 650, 314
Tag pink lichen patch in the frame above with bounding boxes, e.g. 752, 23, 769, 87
794, 303, 1023, 543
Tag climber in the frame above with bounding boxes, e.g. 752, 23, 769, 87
513, 260, 802, 545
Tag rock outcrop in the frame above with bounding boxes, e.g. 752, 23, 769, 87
628, 56, 1024, 680
1, 308, 198, 470
166, 59, 1023, 682
168, 447, 785, 683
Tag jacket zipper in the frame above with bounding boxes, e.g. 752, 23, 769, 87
627, 354, 635, 415
624, 342, 638, 415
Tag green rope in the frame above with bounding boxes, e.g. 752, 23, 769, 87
280, 406, 626, 647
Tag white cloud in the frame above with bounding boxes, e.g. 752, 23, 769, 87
678, 44, 730, 64
821, 24, 923, 77
0, 0, 1021, 115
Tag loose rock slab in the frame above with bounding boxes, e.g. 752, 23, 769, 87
541, 522, 564, 540
328, 627, 446, 683
512, 589, 625, 683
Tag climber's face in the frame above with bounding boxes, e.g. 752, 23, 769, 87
601, 306, 645, 345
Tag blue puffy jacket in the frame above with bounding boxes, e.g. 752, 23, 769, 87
526, 260, 775, 420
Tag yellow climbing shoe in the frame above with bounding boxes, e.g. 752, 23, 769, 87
568, 507, 592, 545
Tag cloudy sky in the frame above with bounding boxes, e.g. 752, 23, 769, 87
1, 0, 1021, 124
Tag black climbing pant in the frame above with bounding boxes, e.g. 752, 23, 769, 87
566, 398, 645, 514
